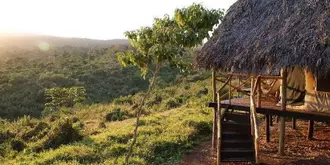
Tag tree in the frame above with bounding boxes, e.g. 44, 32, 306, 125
117, 3, 224, 164
44, 86, 86, 112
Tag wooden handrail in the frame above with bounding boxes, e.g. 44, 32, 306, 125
216, 77, 251, 96
216, 75, 232, 94
250, 76, 260, 164
228, 73, 282, 79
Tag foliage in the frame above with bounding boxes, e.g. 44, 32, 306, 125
0, 70, 215, 165
45, 86, 87, 111
105, 108, 128, 122
117, 3, 223, 163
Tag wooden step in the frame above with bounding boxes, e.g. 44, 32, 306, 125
221, 139, 254, 149
222, 123, 251, 134
221, 148, 254, 160
223, 120, 251, 126
222, 131, 252, 140
225, 113, 250, 123
221, 157, 255, 162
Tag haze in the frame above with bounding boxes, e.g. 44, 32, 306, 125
0, 0, 236, 40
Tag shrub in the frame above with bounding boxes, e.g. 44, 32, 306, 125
113, 95, 133, 105
105, 108, 127, 122
33, 118, 83, 151
98, 122, 106, 129
163, 95, 189, 110
0, 129, 14, 144
146, 95, 162, 107
72, 121, 84, 130
196, 88, 208, 97
10, 138, 26, 152
34, 145, 98, 165
165, 99, 181, 109
22, 121, 50, 141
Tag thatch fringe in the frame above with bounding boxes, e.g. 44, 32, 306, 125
197, 0, 330, 76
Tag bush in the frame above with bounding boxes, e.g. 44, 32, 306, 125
105, 108, 127, 122
146, 95, 162, 107
33, 118, 83, 151
196, 88, 208, 97
10, 138, 26, 152
22, 121, 50, 141
163, 95, 189, 110
0, 129, 14, 144
165, 99, 181, 109
113, 95, 133, 105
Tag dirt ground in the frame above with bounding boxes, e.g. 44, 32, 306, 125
179, 119, 330, 165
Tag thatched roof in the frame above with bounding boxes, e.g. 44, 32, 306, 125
197, 0, 330, 75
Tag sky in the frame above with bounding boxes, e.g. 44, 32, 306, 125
0, 0, 237, 40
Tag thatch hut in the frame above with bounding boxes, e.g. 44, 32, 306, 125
197, 0, 330, 112
197, 0, 330, 164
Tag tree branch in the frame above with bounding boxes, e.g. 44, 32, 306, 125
125, 64, 161, 165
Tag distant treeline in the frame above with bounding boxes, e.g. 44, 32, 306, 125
0, 41, 192, 119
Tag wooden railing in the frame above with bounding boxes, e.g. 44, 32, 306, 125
250, 76, 261, 164
213, 73, 282, 164
216, 75, 232, 165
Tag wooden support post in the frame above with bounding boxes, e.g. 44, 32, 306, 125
266, 115, 270, 142
250, 77, 255, 135
212, 70, 217, 150
257, 78, 261, 108
217, 92, 222, 165
292, 118, 297, 130
229, 77, 232, 105
270, 115, 273, 126
279, 68, 287, 156
238, 78, 241, 97
308, 120, 314, 140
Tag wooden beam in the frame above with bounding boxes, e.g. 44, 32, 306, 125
217, 92, 222, 165
266, 115, 270, 142
292, 118, 297, 130
228, 73, 283, 79
308, 120, 314, 140
279, 68, 287, 156
216, 78, 251, 96
212, 70, 217, 150
209, 102, 330, 122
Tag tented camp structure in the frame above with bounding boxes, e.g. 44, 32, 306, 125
196, 0, 330, 164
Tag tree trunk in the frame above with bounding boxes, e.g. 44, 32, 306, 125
125, 65, 161, 165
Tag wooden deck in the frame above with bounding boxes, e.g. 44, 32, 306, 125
209, 98, 330, 122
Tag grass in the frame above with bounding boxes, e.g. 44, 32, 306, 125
0, 72, 215, 165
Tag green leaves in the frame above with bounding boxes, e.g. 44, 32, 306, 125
117, 3, 224, 78
45, 87, 86, 111
174, 3, 225, 46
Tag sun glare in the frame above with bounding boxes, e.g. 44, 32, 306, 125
0, 0, 236, 39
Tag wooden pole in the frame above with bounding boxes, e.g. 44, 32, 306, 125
250, 77, 255, 135
279, 68, 287, 156
257, 78, 261, 108
308, 120, 314, 140
229, 77, 232, 105
270, 115, 273, 126
266, 114, 270, 142
217, 92, 222, 165
212, 70, 217, 149
238, 78, 241, 97
292, 118, 297, 130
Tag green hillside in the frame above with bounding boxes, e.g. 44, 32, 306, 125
0, 71, 213, 165
0, 41, 193, 119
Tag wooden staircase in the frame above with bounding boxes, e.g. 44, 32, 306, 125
221, 112, 255, 162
